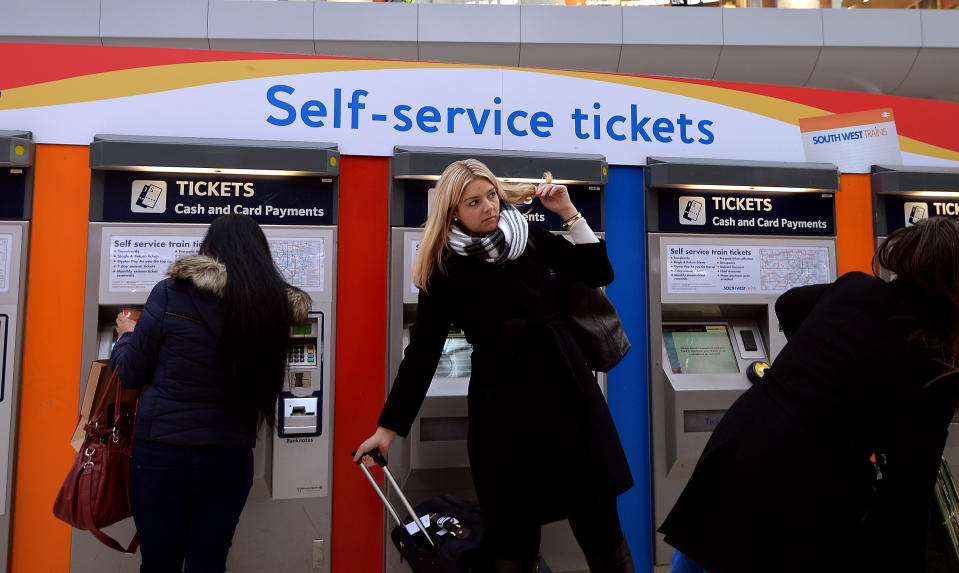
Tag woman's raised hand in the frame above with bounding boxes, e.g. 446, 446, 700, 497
116, 311, 137, 337
353, 426, 397, 467
535, 183, 578, 221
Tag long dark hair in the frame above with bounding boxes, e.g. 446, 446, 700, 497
874, 216, 959, 359
200, 214, 291, 427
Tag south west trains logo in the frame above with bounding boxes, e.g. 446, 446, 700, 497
679, 196, 706, 226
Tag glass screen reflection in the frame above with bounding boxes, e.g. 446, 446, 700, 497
434, 331, 472, 379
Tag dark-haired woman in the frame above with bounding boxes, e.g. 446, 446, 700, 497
111, 214, 310, 573
660, 216, 959, 573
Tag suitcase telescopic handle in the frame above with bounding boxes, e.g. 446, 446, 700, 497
350, 450, 437, 548
354, 449, 387, 467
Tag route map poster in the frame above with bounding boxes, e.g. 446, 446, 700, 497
268, 237, 325, 292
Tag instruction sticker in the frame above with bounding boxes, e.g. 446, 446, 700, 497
109, 236, 202, 292
110, 235, 326, 293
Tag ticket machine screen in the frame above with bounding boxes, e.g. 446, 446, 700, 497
435, 331, 471, 379
663, 325, 739, 375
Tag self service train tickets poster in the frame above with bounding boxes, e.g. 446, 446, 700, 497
109, 235, 324, 292
666, 243, 831, 295
2, 43, 959, 169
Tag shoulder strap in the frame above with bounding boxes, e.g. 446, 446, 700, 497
77, 459, 140, 553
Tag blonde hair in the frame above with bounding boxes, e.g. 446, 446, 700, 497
412, 159, 543, 291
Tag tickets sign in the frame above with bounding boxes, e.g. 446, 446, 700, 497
657, 190, 836, 236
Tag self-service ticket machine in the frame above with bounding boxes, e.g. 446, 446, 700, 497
0, 131, 32, 573
646, 157, 840, 564
871, 164, 959, 475
387, 146, 608, 573
73, 135, 339, 573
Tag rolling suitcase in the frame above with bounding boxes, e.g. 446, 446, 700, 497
354, 451, 551, 573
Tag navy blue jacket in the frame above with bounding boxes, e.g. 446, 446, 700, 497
110, 255, 310, 447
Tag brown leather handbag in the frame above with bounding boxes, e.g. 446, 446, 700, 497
53, 366, 139, 553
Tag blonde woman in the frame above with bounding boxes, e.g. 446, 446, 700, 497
355, 159, 634, 573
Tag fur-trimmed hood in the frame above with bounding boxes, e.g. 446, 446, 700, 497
168, 255, 311, 322
287, 285, 311, 323
169, 255, 227, 295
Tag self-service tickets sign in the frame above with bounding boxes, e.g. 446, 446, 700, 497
2, 44, 959, 169
800, 108, 902, 174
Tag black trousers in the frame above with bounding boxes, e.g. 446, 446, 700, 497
486, 496, 625, 561
129, 440, 254, 573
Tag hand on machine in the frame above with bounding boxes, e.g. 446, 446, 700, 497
115, 309, 140, 337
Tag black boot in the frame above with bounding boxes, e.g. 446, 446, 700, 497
493, 557, 540, 573
585, 538, 635, 573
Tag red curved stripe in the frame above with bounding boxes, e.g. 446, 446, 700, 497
662, 76, 959, 154
0, 42, 319, 91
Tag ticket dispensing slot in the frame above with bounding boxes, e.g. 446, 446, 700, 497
278, 314, 322, 438
95, 306, 143, 360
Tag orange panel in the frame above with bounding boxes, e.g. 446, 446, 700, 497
835, 173, 874, 275
331, 156, 390, 573
12, 144, 91, 572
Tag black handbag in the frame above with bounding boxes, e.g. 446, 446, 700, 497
561, 280, 631, 372
527, 232, 631, 372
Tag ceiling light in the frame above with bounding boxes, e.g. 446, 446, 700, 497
114, 166, 320, 176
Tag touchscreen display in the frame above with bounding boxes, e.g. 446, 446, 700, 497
663, 325, 739, 374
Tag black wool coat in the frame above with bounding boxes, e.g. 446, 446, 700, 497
660, 271, 959, 573
379, 224, 633, 525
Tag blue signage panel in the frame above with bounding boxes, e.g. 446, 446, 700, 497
400, 180, 603, 231
0, 170, 28, 220
657, 190, 835, 236
101, 171, 335, 224
882, 195, 959, 234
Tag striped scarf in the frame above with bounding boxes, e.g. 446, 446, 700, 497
447, 202, 529, 265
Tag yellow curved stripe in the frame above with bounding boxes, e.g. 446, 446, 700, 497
900, 137, 959, 162
520, 68, 959, 163
533, 68, 829, 125
0, 58, 470, 110
3, 58, 958, 162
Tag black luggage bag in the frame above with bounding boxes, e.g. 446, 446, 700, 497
354, 451, 550, 573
